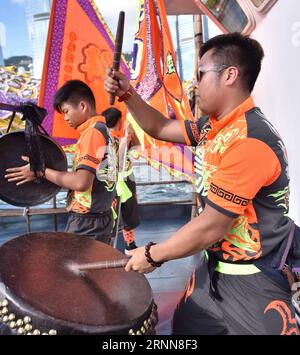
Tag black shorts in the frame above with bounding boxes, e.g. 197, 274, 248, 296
65, 210, 113, 244
172, 256, 299, 335
121, 177, 140, 231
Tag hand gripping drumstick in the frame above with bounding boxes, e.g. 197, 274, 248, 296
110, 11, 125, 105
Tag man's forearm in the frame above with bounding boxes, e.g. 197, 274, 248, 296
125, 92, 169, 140
149, 208, 232, 262
104, 70, 185, 144
150, 218, 217, 262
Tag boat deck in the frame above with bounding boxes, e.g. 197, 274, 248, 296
0, 204, 200, 335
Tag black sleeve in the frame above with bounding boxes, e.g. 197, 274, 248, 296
184, 116, 210, 146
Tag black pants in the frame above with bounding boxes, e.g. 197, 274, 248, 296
121, 176, 140, 231
172, 256, 299, 335
65, 210, 113, 244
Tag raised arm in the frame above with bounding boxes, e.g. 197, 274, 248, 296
104, 68, 186, 144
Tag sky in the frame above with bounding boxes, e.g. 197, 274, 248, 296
0, 0, 139, 58
95, 0, 139, 53
0, 0, 32, 58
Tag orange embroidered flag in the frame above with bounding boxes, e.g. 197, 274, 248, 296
130, 0, 195, 180
39, 0, 130, 146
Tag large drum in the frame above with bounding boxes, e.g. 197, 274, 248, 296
0, 233, 157, 335
0, 131, 67, 207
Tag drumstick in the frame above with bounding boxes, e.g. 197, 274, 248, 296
110, 11, 125, 105
70, 258, 129, 272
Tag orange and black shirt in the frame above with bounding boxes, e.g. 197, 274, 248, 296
67, 116, 116, 214
181, 97, 291, 262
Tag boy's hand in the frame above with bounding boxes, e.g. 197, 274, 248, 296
104, 68, 130, 97
5, 156, 36, 186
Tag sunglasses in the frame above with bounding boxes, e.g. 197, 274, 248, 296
194, 65, 231, 86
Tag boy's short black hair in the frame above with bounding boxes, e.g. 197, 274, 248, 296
200, 32, 264, 92
102, 108, 122, 128
53, 80, 96, 112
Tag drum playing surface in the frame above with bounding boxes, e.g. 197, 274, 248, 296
0, 232, 154, 334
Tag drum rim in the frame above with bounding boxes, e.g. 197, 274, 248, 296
0, 289, 155, 335
0, 130, 67, 207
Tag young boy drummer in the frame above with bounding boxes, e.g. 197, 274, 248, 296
5, 80, 117, 244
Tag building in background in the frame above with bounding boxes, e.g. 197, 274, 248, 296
202, 14, 222, 42
0, 43, 4, 66
24, 0, 52, 78
171, 14, 221, 81
171, 15, 195, 81
0, 21, 5, 66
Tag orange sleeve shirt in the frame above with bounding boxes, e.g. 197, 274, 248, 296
76, 127, 107, 174
206, 138, 281, 217
180, 101, 290, 262
68, 120, 116, 215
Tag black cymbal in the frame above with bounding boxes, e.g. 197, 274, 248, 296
0, 131, 67, 207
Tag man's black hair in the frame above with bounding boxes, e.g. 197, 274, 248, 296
200, 32, 264, 92
102, 107, 122, 128
53, 80, 96, 112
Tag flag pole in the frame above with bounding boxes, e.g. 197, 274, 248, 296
113, 130, 129, 249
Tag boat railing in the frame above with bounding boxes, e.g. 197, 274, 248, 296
0, 178, 197, 233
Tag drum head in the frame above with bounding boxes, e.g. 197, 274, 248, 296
0, 131, 67, 207
0, 233, 154, 335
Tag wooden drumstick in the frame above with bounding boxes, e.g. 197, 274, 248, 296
76, 258, 129, 271
110, 11, 125, 105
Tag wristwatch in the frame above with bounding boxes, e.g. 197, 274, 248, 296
118, 85, 134, 102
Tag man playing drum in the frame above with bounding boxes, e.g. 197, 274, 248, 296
104, 32, 299, 335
